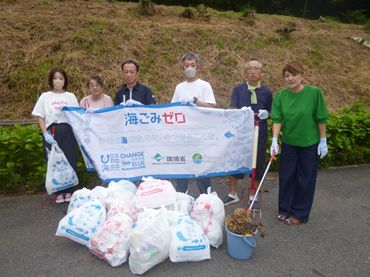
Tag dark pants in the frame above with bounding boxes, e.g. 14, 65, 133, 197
43, 123, 78, 194
176, 178, 211, 194
278, 142, 319, 222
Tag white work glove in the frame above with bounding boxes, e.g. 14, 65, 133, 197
43, 131, 55, 144
180, 95, 195, 105
317, 137, 328, 159
270, 137, 279, 156
125, 99, 143, 106
258, 109, 269, 120
241, 106, 252, 111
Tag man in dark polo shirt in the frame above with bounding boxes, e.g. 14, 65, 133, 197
114, 60, 156, 105
223, 58, 273, 206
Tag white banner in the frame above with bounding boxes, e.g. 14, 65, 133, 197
64, 103, 255, 182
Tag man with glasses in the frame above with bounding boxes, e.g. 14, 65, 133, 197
223, 58, 273, 205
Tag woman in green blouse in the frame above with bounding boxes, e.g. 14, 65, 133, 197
270, 61, 329, 225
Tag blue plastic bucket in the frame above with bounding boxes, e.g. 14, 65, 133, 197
225, 227, 256, 260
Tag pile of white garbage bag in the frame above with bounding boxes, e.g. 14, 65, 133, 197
55, 177, 225, 275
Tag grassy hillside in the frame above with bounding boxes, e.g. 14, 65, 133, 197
1, 0, 369, 119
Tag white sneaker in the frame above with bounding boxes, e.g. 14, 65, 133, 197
223, 194, 240, 205
55, 194, 64, 204
249, 195, 258, 205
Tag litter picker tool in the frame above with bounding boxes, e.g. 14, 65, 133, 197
247, 152, 276, 218
241, 114, 260, 215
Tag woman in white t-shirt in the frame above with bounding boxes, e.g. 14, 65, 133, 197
80, 75, 113, 109
32, 68, 79, 204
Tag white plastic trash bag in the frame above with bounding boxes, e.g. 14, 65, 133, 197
190, 188, 225, 248
107, 201, 138, 222
108, 180, 137, 195
67, 188, 91, 214
56, 200, 106, 246
105, 186, 135, 211
134, 177, 176, 210
45, 143, 78, 195
174, 192, 195, 214
89, 213, 133, 267
169, 215, 210, 262
129, 207, 170, 275
90, 186, 109, 206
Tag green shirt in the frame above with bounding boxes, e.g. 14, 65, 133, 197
272, 85, 328, 147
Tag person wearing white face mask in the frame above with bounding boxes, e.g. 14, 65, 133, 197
32, 68, 79, 204
171, 52, 216, 108
171, 52, 216, 195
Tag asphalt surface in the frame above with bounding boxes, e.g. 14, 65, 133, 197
1, 165, 369, 277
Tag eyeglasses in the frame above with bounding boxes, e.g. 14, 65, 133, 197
245, 67, 262, 71
89, 84, 101, 88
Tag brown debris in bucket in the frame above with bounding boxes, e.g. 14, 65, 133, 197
225, 208, 258, 236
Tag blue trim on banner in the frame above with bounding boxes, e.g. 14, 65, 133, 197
62, 106, 85, 114
63, 102, 194, 114
80, 145, 96, 172
100, 168, 252, 183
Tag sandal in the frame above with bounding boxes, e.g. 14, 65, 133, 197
284, 216, 302, 226
277, 214, 288, 222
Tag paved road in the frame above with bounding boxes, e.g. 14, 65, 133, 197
1, 165, 369, 277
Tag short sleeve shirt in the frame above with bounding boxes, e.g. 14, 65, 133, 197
32, 91, 79, 128
80, 94, 113, 109
171, 79, 216, 104
272, 85, 328, 147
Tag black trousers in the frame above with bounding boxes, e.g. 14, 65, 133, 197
278, 142, 319, 222
43, 123, 78, 194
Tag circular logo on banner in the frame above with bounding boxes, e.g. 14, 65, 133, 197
192, 153, 203, 164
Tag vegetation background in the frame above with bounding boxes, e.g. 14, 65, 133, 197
0, 0, 369, 194
125, 0, 370, 22
1, 0, 369, 119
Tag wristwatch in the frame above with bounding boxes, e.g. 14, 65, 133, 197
193, 97, 198, 104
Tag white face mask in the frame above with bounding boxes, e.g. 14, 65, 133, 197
184, 67, 196, 79
53, 79, 64, 90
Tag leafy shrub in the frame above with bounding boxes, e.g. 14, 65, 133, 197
323, 102, 370, 167
0, 125, 45, 193
342, 9, 368, 24
0, 125, 99, 194
267, 102, 370, 170
240, 5, 256, 18
181, 7, 195, 19
196, 4, 210, 21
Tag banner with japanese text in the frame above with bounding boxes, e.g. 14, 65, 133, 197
64, 103, 255, 182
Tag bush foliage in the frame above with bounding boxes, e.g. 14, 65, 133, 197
0, 103, 369, 194
0, 125, 98, 194
323, 102, 370, 167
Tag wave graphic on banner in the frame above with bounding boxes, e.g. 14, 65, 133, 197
64, 103, 255, 182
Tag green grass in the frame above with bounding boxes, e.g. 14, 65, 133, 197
214, 38, 225, 49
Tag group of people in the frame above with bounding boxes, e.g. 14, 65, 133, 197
32, 52, 329, 226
